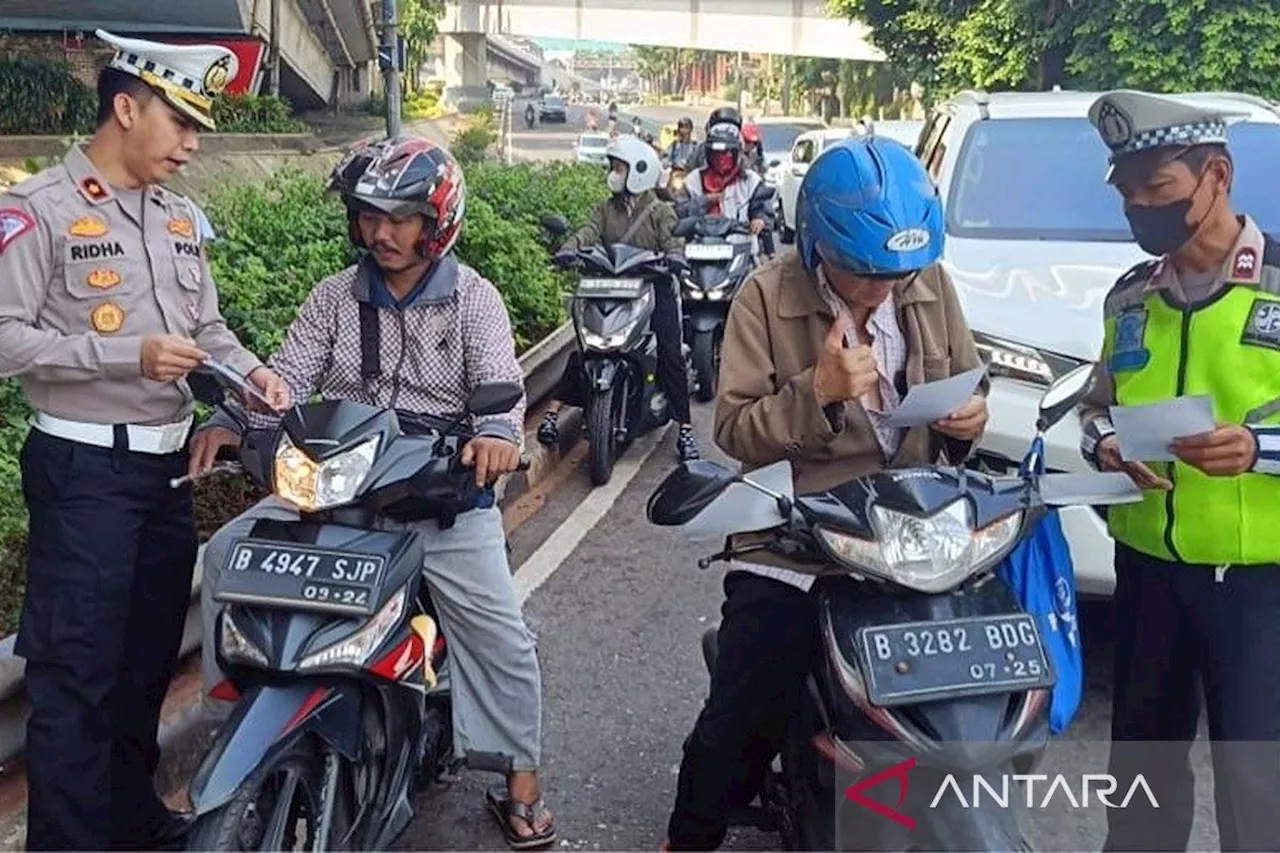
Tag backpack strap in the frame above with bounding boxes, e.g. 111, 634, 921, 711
618, 197, 665, 245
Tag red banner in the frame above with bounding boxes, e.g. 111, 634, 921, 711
165, 36, 266, 95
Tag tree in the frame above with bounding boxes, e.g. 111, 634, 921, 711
400, 0, 445, 93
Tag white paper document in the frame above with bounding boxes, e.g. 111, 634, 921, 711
198, 357, 275, 409
1039, 472, 1144, 507
886, 366, 987, 428
1108, 396, 1216, 462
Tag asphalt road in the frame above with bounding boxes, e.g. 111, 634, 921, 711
394, 112, 1223, 851
509, 101, 718, 164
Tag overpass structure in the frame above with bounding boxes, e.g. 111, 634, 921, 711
440, 0, 884, 95
0, 0, 378, 109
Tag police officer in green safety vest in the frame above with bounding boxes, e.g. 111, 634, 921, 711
1078, 90, 1280, 853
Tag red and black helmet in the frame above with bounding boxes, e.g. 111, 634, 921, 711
328, 135, 466, 260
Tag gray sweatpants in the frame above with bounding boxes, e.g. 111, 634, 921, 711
200, 497, 542, 771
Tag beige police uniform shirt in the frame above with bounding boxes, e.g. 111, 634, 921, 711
0, 145, 260, 426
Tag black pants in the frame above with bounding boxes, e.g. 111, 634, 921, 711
555, 277, 691, 424
18, 429, 197, 850
667, 571, 819, 850
1104, 544, 1280, 853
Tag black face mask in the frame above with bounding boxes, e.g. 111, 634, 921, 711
1123, 167, 1215, 256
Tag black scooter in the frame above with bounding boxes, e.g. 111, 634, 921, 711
542, 214, 683, 486
647, 364, 1142, 851
180, 369, 526, 851
674, 182, 776, 402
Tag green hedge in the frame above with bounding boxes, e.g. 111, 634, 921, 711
211, 94, 309, 134
0, 57, 96, 135
0, 160, 610, 634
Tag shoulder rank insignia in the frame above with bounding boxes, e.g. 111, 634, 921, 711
90, 302, 125, 333
68, 216, 108, 238
79, 177, 111, 204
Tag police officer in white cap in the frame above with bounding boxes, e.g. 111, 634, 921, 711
0, 30, 290, 850
1078, 89, 1280, 853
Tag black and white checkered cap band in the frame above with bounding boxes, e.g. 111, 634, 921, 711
1113, 120, 1228, 155
119, 52, 199, 95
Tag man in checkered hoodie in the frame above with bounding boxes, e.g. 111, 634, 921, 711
189, 135, 558, 849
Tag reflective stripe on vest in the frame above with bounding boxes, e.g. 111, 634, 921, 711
1106, 281, 1280, 565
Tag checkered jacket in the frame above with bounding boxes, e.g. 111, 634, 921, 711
205, 256, 525, 445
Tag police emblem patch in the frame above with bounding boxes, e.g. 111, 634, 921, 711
90, 302, 125, 333
1241, 298, 1280, 352
0, 208, 34, 254
1110, 307, 1151, 372
168, 218, 195, 239
86, 269, 121, 289
1096, 102, 1134, 150
68, 216, 108, 238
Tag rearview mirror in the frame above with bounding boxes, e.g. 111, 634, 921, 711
541, 214, 570, 236
467, 381, 525, 416
672, 218, 697, 239
1036, 363, 1096, 432
646, 460, 737, 526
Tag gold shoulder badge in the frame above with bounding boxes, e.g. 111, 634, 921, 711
203, 56, 232, 96
90, 302, 125, 333
86, 268, 121, 289
68, 216, 108, 238
168, 217, 195, 239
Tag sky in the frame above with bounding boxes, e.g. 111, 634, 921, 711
533, 37, 627, 52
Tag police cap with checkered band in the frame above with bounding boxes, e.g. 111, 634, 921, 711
1088, 89, 1248, 185
96, 29, 237, 131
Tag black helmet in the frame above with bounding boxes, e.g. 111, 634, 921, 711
705, 123, 742, 153
706, 106, 742, 131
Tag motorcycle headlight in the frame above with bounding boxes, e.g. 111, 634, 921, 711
274, 432, 379, 512
297, 588, 406, 671
219, 609, 268, 667
580, 289, 652, 350
815, 502, 1023, 593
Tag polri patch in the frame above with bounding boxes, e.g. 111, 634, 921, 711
1240, 298, 1280, 352
1110, 307, 1151, 372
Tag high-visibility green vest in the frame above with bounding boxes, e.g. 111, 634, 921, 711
1103, 251, 1280, 565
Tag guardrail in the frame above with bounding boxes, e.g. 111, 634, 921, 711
0, 320, 576, 765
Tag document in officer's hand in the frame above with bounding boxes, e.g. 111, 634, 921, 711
1108, 396, 1215, 462
197, 357, 275, 410
887, 366, 987, 428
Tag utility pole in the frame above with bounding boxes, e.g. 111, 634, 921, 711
380, 0, 402, 137
736, 50, 745, 113
268, 0, 281, 96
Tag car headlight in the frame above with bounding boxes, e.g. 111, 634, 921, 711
298, 589, 406, 671
274, 432, 379, 512
220, 609, 268, 667
815, 502, 1023, 593
973, 333, 1054, 386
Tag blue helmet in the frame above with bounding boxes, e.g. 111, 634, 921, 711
796, 136, 944, 276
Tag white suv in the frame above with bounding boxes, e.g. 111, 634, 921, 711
917, 89, 1280, 596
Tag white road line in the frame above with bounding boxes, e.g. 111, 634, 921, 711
512, 425, 670, 605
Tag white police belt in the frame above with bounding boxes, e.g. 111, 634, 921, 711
34, 412, 193, 455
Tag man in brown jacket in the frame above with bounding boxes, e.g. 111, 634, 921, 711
662, 137, 988, 850
539, 135, 699, 460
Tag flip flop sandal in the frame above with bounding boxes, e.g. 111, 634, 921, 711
486, 784, 558, 850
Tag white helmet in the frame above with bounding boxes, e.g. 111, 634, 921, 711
606, 134, 661, 194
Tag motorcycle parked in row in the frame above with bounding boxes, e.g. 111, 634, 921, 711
541, 214, 685, 486
674, 182, 776, 402
180, 368, 526, 851
646, 364, 1142, 851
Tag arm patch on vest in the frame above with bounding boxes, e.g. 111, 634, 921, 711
1240, 297, 1280, 352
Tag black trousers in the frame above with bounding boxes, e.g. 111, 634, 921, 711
1104, 543, 1280, 853
18, 429, 197, 851
555, 277, 691, 424
667, 571, 819, 850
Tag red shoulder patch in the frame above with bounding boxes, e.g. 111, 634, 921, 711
1233, 247, 1259, 280
0, 208, 34, 254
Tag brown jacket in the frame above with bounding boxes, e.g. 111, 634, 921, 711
559, 190, 683, 255
714, 251, 986, 494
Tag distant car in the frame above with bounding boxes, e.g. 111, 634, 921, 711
778, 127, 859, 242
574, 132, 611, 166
863, 118, 925, 149
540, 95, 568, 123
754, 116, 827, 189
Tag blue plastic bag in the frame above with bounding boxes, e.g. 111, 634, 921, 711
996, 437, 1083, 735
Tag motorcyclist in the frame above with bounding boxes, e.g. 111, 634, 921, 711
190, 135, 557, 851
525, 100, 536, 128
687, 106, 742, 172
585, 109, 599, 131
741, 123, 765, 174
660, 135, 989, 852
632, 115, 644, 136
537, 135, 700, 462
665, 116, 699, 170
677, 123, 769, 250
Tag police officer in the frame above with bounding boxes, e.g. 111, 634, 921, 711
0, 30, 289, 850
1078, 90, 1280, 853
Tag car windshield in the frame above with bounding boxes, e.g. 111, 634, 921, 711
759, 123, 823, 156
581, 137, 607, 148
545, 97, 565, 106
947, 117, 1280, 241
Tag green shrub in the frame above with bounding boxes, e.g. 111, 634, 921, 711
450, 116, 497, 166
211, 93, 309, 134
465, 161, 610, 249
0, 57, 96, 135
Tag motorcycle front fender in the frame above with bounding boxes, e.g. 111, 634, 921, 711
187, 681, 363, 815
583, 357, 621, 393
686, 307, 725, 333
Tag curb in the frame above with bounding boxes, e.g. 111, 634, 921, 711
0, 322, 584, 843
